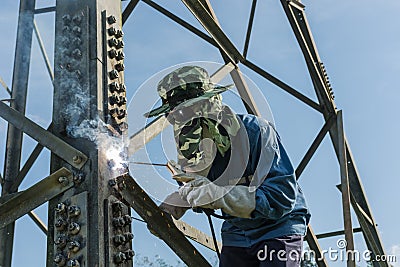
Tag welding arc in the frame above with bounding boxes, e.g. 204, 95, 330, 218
130, 161, 167, 167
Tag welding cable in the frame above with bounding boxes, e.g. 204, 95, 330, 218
205, 212, 221, 259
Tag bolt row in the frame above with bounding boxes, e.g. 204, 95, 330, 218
111, 201, 135, 264
320, 62, 335, 100
54, 200, 83, 266
106, 15, 127, 131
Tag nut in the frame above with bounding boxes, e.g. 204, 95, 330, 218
109, 70, 119, 80
73, 155, 82, 164
108, 49, 117, 59
109, 82, 119, 93
68, 240, 81, 252
58, 176, 69, 186
107, 15, 117, 24
116, 51, 125, 61
68, 222, 81, 235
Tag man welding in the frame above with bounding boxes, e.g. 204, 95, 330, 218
144, 66, 311, 267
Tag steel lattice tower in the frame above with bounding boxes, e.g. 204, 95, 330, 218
0, 1, 390, 267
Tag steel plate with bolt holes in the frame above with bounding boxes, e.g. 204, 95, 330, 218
0, 167, 73, 229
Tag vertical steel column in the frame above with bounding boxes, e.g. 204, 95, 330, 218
48, 1, 131, 266
0, 0, 36, 266
337, 111, 355, 267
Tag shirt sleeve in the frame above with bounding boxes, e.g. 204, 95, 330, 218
250, 121, 297, 221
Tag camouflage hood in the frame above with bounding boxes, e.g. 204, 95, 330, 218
144, 65, 232, 118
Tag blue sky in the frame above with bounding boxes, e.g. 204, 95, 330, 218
0, 0, 399, 266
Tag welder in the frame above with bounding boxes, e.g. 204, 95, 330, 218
144, 65, 311, 267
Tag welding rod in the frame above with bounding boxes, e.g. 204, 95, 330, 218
130, 161, 167, 167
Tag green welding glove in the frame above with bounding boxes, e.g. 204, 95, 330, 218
176, 173, 256, 219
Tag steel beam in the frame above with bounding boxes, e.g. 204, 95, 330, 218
116, 174, 211, 266
9, 124, 52, 193
243, 59, 322, 113
305, 226, 329, 267
33, 20, 54, 82
337, 110, 355, 267
142, 0, 216, 46
0, 168, 73, 229
280, 1, 389, 265
0, 101, 87, 169
296, 114, 335, 178
181, 0, 243, 64
34, 6, 56, 14
122, 0, 140, 25
28, 211, 48, 235
316, 227, 362, 240
172, 218, 222, 252
0, 76, 11, 96
243, 0, 257, 59
0, 1, 36, 265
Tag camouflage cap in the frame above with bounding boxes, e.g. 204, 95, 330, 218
144, 66, 232, 117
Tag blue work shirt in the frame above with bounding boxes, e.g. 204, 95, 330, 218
206, 114, 311, 247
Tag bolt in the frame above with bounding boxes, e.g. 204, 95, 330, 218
116, 40, 124, 49
72, 26, 81, 35
108, 179, 117, 187
116, 51, 125, 61
54, 254, 66, 266
55, 218, 68, 231
117, 109, 126, 120
115, 29, 124, 38
68, 206, 81, 217
112, 201, 124, 212
75, 70, 82, 80
108, 49, 117, 59
55, 235, 67, 249
62, 26, 70, 33
108, 26, 117, 36
113, 234, 126, 245
114, 252, 126, 264
73, 172, 85, 184
113, 217, 125, 228
123, 232, 134, 241
72, 15, 82, 25
108, 38, 118, 48
71, 49, 82, 60
119, 122, 128, 132
109, 70, 119, 80
73, 155, 82, 164
123, 215, 132, 225
119, 83, 126, 93
117, 96, 127, 106
107, 15, 117, 24
68, 240, 81, 253
109, 82, 119, 93
72, 37, 82, 46
115, 63, 125, 72
67, 259, 80, 267
68, 222, 80, 235
55, 203, 67, 213
58, 176, 69, 186
109, 95, 118, 105
125, 249, 135, 259
62, 14, 71, 24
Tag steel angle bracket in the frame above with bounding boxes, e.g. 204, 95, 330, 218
0, 167, 74, 229
115, 173, 211, 267
0, 101, 88, 169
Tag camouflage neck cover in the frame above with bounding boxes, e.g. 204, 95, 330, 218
172, 95, 240, 171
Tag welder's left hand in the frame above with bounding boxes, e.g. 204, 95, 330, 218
175, 173, 256, 218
